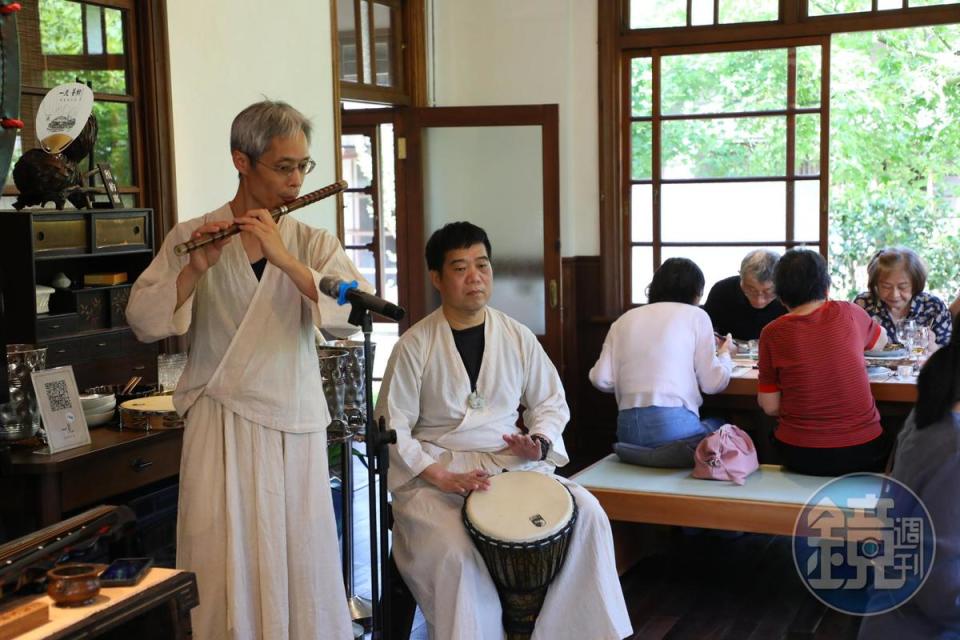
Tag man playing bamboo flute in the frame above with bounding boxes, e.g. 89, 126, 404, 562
127, 100, 365, 639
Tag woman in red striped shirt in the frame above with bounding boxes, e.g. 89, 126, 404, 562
757, 249, 891, 476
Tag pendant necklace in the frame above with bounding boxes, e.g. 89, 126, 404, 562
467, 390, 486, 410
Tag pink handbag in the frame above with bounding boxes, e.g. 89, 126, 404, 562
692, 424, 759, 486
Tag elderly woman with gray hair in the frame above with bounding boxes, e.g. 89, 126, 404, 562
704, 249, 787, 340
853, 247, 952, 348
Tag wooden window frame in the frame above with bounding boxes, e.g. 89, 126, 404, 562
337, 0, 426, 107
341, 121, 392, 303
600, 0, 960, 317
5, 0, 176, 240
625, 36, 829, 304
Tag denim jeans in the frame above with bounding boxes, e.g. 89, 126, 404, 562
617, 406, 724, 448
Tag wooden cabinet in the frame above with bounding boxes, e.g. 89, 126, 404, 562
0, 427, 183, 539
0, 208, 159, 390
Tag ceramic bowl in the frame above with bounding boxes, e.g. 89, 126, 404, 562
47, 563, 101, 606
80, 393, 116, 413
84, 408, 116, 427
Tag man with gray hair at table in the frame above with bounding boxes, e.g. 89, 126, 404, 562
704, 248, 787, 341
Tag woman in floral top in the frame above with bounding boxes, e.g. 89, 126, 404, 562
853, 247, 952, 347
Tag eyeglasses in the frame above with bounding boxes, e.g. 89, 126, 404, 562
741, 281, 776, 300
257, 158, 316, 177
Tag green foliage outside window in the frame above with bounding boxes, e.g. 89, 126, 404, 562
32, 0, 132, 187
629, 24, 960, 301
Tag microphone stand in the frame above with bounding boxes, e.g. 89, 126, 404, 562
345, 303, 396, 640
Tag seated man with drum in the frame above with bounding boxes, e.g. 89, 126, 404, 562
376, 222, 632, 640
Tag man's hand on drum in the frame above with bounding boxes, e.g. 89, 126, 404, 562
501, 433, 542, 461
421, 464, 490, 495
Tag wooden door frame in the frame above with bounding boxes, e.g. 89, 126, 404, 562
396, 104, 562, 363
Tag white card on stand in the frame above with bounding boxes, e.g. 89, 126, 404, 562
31, 366, 91, 455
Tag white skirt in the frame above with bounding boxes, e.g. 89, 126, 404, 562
177, 396, 353, 640
392, 475, 633, 640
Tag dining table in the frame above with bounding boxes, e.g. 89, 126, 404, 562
701, 355, 917, 463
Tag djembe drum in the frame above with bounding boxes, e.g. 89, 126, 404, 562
463, 471, 578, 640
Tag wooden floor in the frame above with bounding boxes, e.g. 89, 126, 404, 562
618, 529, 862, 640
347, 455, 861, 640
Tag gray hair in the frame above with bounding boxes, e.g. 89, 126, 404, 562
739, 249, 780, 283
230, 100, 312, 164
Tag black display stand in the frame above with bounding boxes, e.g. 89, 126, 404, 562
347, 303, 397, 640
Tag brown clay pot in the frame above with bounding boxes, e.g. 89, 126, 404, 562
46, 563, 102, 606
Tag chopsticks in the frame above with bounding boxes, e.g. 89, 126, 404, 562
121, 375, 142, 395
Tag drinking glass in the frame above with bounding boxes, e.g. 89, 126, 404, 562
911, 325, 930, 374
895, 319, 917, 351
158, 352, 188, 392
895, 319, 918, 376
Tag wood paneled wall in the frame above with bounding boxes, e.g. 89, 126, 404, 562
561, 256, 618, 474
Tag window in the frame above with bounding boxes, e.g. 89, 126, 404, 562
602, 0, 960, 312
5, 0, 144, 208
629, 0, 780, 28
628, 43, 825, 302
341, 123, 398, 305
337, 0, 416, 104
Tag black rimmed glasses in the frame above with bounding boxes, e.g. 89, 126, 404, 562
257, 158, 317, 177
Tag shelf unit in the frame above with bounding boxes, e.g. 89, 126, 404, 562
0, 208, 159, 390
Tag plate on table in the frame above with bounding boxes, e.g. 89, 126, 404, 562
864, 347, 908, 359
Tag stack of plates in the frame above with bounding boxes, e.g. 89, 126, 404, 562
79, 393, 116, 427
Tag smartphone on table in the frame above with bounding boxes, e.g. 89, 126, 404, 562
99, 557, 154, 587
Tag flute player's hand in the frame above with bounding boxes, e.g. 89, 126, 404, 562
235, 208, 295, 271
188, 220, 234, 274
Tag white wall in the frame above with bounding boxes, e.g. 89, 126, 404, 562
429, 0, 599, 256
166, 0, 338, 232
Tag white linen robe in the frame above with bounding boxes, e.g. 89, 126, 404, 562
126, 203, 362, 640
375, 308, 633, 640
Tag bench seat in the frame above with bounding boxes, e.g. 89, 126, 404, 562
573, 454, 882, 536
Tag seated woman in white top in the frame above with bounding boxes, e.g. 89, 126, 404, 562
589, 258, 734, 464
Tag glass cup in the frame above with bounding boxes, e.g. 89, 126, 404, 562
157, 352, 188, 392
911, 325, 930, 374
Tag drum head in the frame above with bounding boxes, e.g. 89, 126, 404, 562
465, 471, 573, 543
120, 395, 175, 413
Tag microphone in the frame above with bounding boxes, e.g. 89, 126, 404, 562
319, 277, 405, 321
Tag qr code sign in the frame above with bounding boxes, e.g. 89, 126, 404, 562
44, 379, 72, 412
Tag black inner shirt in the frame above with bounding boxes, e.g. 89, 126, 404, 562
250, 257, 268, 281
451, 323, 485, 392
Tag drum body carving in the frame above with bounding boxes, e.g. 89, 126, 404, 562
325, 340, 375, 429
463, 471, 578, 640
316, 347, 349, 442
